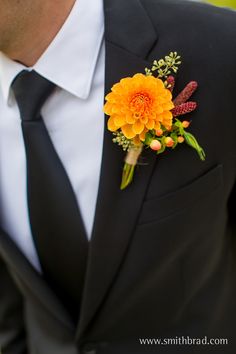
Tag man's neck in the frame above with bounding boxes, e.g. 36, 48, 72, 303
9, 0, 76, 67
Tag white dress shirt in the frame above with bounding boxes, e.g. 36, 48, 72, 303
0, 0, 105, 270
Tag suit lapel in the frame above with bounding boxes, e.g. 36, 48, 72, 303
77, 0, 159, 338
0, 228, 74, 330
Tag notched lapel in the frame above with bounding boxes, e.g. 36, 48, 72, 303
104, 0, 158, 58
77, 0, 159, 338
0, 229, 74, 331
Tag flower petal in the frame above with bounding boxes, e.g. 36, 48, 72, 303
155, 105, 164, 114
108, 117, 118, 132
140, 116, 148, 124
163, 102, 175, 110
154, 122, 161, 131
126, 114, 136, 124
114, 115, 126, 128
133, 135, 142, 146
122, 124, 136, 139
132, 121, 145, 135
162, 111, 173, 120
146, 119, 155, 130
104, 102, 113, 115
139, 128, 148, 142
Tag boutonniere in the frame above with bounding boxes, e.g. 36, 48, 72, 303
104, 52, 205, 190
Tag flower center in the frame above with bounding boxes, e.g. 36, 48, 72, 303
130, 92, 152, 119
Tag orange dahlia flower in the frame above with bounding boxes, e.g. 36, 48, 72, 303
104, 73, 174, 143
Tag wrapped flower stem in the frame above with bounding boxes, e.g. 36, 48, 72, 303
121, 146, 143, 190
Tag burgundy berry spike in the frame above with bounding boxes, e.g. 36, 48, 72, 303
172, 101, 197, 117
166, 75, 175, 93
173, 81, 198, 106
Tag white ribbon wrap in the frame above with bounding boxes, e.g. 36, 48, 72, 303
125, 146, 143, 165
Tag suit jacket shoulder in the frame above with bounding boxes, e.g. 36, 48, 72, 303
140, 0, 236, 53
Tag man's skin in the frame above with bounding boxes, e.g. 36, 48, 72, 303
0, 0, 76, 66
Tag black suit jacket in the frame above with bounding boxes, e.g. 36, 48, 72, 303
0, 0, 236, 353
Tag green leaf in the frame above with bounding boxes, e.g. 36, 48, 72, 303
144, 131, 154, 145
157, 137, 167, 155
170, 132, 178, 148
174, 119, 184, 135
157, 145, 166, 155
183, 132, 206, 161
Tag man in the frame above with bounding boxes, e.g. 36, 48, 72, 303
0, 0, 235, 353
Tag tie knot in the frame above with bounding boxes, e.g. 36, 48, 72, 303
11, 70, 55, 121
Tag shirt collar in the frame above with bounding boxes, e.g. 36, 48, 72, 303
0, 0, 104, 104
0, 54, 25, 103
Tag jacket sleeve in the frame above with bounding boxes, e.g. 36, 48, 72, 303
0, 256, 27, 354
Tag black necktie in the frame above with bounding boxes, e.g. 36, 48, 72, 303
11, 70, 88, 322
